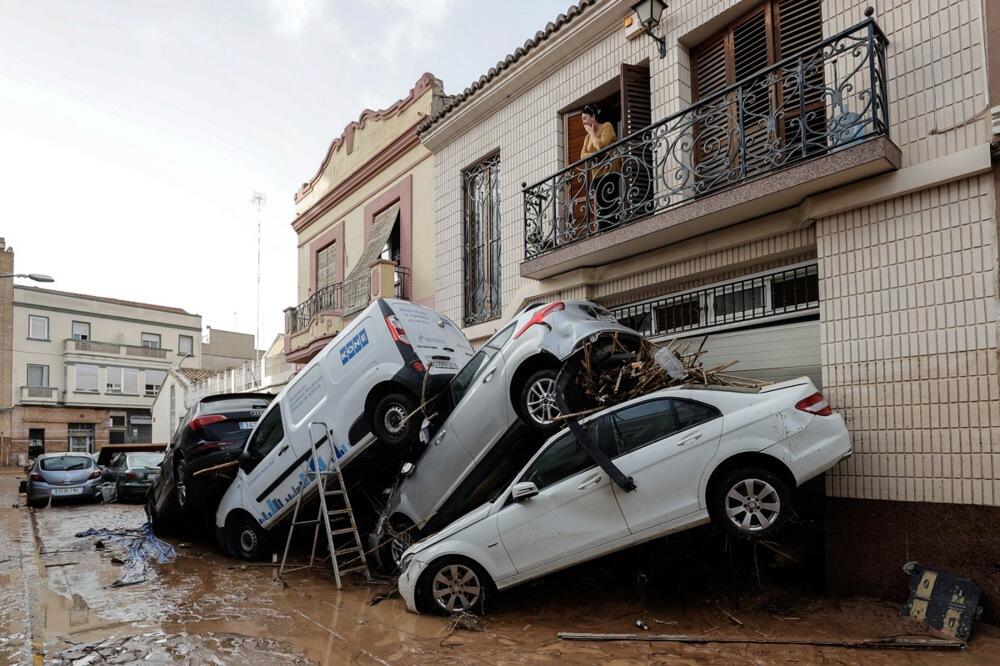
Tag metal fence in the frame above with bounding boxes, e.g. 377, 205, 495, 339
287, 282, 342, 334
523, 18, 889, 259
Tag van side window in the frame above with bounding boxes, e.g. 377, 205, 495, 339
242, 407, 285, 472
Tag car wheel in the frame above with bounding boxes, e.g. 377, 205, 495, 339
371, 392, 417, 448
419, 557, 493, 616
175, 458, 196, 512
712, 467, 790, 539
377, 516, 415, 573
27, 497, 47, 509
518, 368, 560, 432
228, 514, 267, 560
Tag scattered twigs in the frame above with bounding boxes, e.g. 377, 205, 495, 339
716, 606, 744, 626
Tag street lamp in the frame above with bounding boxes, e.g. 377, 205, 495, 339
0, 273, 54, 282
632, 0, 668, 58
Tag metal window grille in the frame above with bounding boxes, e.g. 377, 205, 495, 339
463, 152, 502, 325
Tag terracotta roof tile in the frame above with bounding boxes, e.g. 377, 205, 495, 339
176, 368, 223, 383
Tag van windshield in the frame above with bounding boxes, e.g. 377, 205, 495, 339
449, 323, 515, 406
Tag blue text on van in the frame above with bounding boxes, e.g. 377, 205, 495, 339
339, 329, 369, 365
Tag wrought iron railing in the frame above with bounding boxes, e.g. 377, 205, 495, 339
523, 18, 889, 260
612, 263, 819, 339
394, 265, 410, 299
287, 282, 342, 333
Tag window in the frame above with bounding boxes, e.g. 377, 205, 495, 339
178, 335, 194, 356
107, 367, 122, 393
140, 332, 161, 348
241, 406, 285, 472
712, 284, 767, 320
122, 368, 139, 395
520, 419, 612, 491
26, 364, 49, 388
145, 370, 166, 397
612, 399, 679, 455
654, 297, 701, 334
771, 266, 819, 310
28, 315, 49, 340
449, 323, 515, 407
75, 364, 99, 392
67, 424, 95, 454
41, 454, 93, 470
463, 152, 502, 325
316, 241, 338, 291
673, 399, 722, 430
691, 0, 825, 175
71, 321, 91, 341
28, 429, 44, 454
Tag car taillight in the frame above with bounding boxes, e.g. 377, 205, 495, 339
29, 473, 42, 481
124, 472, 137, 481
514, 301, 565, 339
411, 359, 425, 373
386, 315, 410, 345
189, 414, 227, 432
796, 392, 832, 416
89, 469, 102, 479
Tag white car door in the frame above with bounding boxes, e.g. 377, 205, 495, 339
609, 397, 723, 533
238, 404, 303, 526
496, 417, 628, 574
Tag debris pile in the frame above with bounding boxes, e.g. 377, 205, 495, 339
75, 523, 176, 587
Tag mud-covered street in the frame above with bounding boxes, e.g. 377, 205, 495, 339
1, 468, 998, 665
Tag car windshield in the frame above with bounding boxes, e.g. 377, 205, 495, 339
40, 456, 93, 471
449, 323, 516, 406
126, 452, 165, 468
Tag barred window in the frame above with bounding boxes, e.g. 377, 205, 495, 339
463, 152, 501, 325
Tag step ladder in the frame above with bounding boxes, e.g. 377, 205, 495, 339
278, 421, 369, 588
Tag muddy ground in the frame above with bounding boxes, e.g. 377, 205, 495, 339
2, 468, 999, 665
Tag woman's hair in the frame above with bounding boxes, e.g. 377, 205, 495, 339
582, 103, 601, 119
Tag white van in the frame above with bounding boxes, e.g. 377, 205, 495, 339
214, 298, 473, 559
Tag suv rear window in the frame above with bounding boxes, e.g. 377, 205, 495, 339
40, 456, 93, 471
199, 397, 271, 414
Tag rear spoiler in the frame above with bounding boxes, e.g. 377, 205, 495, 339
758, 377, 814, 393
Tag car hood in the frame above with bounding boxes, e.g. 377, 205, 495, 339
407, 502, 493, 557
538, 317, 638, 360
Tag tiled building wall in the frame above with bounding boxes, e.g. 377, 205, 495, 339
819, 174, 1000, 505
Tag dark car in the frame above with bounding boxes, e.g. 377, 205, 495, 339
25, 453, 104, 507
147, 392, 273, 532
102, 450, 166, 501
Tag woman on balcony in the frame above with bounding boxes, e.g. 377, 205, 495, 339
580, 104, 621, 233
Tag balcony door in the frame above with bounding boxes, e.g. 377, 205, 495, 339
690, 0, 824, 184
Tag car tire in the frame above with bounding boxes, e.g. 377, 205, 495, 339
517, 368, 560, 432
711, 467, 790, 539
228, 514, 267, 561
371, 392, 418, 448
376, 515, 415, 573
418, 556, 494, 616
27, 497, 46, 509
175, 458, 197, 515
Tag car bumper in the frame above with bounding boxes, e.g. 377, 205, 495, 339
775, 413, 854, 485
118, 481, 155, 498
28, 482, 103, 502
397, 563, 421, 613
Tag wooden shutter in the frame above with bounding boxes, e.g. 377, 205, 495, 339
620, 62, 652, 215
732, 6, 775, 176
690, 33, 734, 179
564, 111, 589, 166
776, 0, 825, 157
316, 242, 337, 290
620, 63, 651, 138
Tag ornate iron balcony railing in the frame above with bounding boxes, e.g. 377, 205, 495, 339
287, 282, 342, 334
523, 18, 889, 260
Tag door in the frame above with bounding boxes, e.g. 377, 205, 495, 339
497, 417, 628, 573
609, 398, 723, 533
239, 404, 299, 525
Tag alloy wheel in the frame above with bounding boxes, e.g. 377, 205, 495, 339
176, 461, 187, 507
724, 478, 781, 532
525, 377, 559, 425
431, 564, 482, 613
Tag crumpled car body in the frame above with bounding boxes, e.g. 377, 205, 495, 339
380, 300, 639, 562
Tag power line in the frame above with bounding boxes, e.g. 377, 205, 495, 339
250, 191, 266, 357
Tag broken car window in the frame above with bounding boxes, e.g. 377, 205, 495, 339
520, 419, 612, 491
612, 399, 678, 455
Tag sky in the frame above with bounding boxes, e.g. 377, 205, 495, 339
0, 0, 571, 348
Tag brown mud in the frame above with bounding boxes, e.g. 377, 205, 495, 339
2, 468, 1000, 665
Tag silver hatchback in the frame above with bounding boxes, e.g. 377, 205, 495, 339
379, 300, 638, 565
25, 453, 104, 507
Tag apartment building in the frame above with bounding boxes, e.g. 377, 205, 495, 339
422, 0, 1000, 609
283, 73, 448, 364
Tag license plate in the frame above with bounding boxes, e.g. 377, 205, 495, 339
240, 422, 256, 430
52, 487, 83, 496
433, 360, 458, 370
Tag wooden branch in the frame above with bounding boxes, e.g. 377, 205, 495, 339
192, 460, 240, 477
557, 633, 966, 650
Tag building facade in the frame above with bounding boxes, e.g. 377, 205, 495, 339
201, 326, 259, 371
283, 73, 448, 364
422, 0, 1000, 608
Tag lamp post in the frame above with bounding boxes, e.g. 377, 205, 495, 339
632, 0, 668, 58
0, 273, 54, 282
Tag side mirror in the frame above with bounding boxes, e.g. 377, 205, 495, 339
511, 482, 539, 503
400, 462, 415, 477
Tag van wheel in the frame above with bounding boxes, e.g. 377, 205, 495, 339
372, 392, 417, 448
419, 557, 493, 616
228, 514, 267, 560
711, 467, 790, 539
518, 368, 560, 432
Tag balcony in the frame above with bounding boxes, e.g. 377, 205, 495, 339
64, 339, 170, 360
521, 18, 896, 279
20, 386, 59, 404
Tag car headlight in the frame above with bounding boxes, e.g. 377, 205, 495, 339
399, 553, 415, 572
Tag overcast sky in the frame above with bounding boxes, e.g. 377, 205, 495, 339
1, 0, 570, 348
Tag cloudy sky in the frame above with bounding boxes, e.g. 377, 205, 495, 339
1, 0, 570, 348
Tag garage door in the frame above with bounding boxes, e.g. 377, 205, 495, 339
677, 319, 822, 388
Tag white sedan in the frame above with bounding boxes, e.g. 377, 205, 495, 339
397, 377, 851, 615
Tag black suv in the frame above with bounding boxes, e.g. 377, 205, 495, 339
147, 392, 273, 533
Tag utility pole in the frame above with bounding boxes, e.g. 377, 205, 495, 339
251, 191, 266, 360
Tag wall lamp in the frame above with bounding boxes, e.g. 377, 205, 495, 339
632, 0, 668, 58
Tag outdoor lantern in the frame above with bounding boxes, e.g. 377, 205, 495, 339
632, 0, 668, 58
